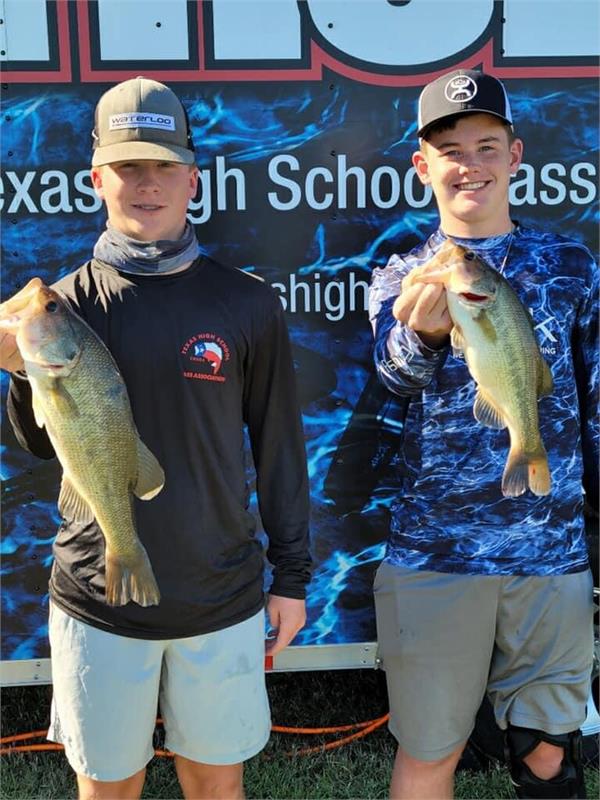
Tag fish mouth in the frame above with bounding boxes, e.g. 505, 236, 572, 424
456, 290, 495, 308
28, 351, 81, 376
460, 291, 490, 302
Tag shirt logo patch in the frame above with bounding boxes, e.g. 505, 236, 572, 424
181, 333, 230, 382
533, 314, 559, 356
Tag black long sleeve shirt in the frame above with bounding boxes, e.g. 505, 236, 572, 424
8, 256, 311, 639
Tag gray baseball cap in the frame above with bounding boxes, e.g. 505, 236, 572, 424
91, 76, 195, 166
417, 69, 513, 139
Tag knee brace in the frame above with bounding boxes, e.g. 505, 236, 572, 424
504, 725, 586, 799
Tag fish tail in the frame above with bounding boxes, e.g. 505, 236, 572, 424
527, 452, 551, 496
502, 449, 529, 498
105, 545, 160, 607
502, 446, 551, 498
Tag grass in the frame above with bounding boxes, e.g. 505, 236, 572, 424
1, 670, 598, 799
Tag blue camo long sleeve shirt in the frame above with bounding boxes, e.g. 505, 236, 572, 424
369, 224, 599, 576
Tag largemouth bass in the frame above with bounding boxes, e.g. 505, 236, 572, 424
0, 278, 164, 605
405, 240, 553, 497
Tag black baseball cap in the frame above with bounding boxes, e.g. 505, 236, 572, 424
417, 69, 513, 139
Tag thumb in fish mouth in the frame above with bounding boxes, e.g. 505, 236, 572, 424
412, 266, 453, 287
0, 278, 44, 314
0, 311, 29, 336
0, 278, 46, 332
0, 313, 25, 334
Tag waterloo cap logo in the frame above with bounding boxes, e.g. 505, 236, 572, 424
444, 74, 478, 103
181, 332, 230, 383
109, 112, 176, 131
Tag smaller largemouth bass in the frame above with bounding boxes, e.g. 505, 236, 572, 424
0, 278, 164, 605
405, 240, 553, 497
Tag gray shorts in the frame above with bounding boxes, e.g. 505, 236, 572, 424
374, 561, 594, 761
47, 603, 271, 782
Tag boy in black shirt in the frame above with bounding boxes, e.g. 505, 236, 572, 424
1, 77, 311, 800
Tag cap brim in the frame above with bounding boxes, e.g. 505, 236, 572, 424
418, 109, 513, 139
92, 141, 195, 167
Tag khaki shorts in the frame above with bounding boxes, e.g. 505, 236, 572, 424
374, 561, 594, 761
47, 603, 271, 782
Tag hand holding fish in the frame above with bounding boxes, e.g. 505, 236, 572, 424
393, 260, 453, 349
0, 279, 42, 372
408, 240, 553, 498
0, 330, 24, 373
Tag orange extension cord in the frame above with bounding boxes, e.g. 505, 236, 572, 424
0, 715, 390, 758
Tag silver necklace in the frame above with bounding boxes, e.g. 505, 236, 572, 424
498, 227, 515, 275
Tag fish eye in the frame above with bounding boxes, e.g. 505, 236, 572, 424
464, 251, 476, 261
45, 301, 58, 313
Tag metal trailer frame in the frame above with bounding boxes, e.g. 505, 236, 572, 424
0, 643, 379, 686
2, 644, 599, 743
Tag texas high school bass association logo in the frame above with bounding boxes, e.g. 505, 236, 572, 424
181, 333, 230, 383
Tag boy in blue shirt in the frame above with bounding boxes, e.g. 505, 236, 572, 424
370, 70, 597, 799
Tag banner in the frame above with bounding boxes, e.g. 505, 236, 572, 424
1, 0, 598, 669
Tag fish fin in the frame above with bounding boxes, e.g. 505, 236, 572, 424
31, 381, 77, 427
474, 310, 497, 343
502, 447, 551, 497
48, 381, 79, 417
473, 389, 506, 429
134, 438, 165, 501
31, 392, 46, 429
450, 324, 465, 352
104, 545, 160, 607
58, 476, 95, 524
537, 355, 554, 398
